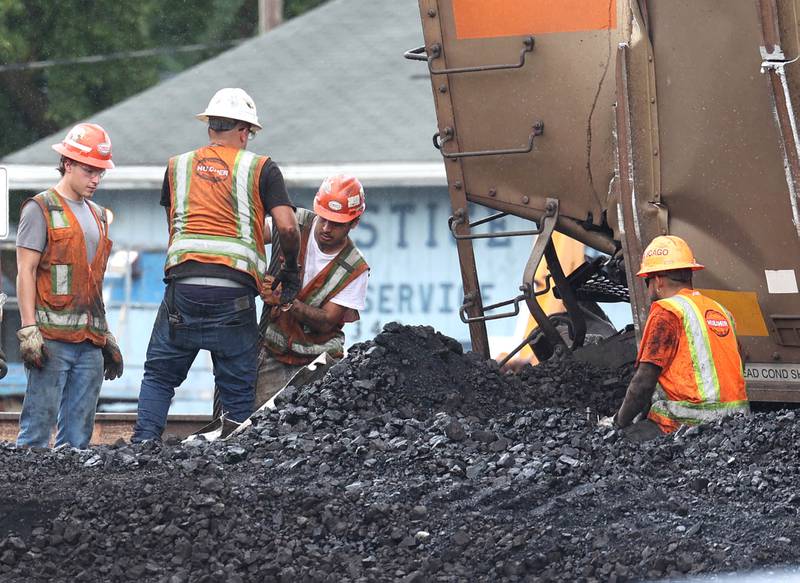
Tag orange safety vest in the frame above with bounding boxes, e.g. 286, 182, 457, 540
165, 145, 269, 292
30, 189, 112, 346
640, 289, 749, 433
263, 209, 369, 365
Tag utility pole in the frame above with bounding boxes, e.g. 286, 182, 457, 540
258, 0, 284, 34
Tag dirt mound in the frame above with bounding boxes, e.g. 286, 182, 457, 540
0, 323, 796, 582
299, 322, 629, 422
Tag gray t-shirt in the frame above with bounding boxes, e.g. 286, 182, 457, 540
16, 196, 101, 262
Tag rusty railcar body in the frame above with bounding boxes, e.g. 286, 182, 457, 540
411, 0, 800, 400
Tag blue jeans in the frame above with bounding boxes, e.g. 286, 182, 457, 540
17, 339, 103, 449
132, 285, 258, 441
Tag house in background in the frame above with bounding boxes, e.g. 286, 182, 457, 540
0, 0, 549, 412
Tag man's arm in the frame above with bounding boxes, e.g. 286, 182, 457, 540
259, 161, 298, 265
612, 306, 678, 428
16, 247, 41, 327
15, 201, 47, 328
288, 299, 347, 335
160, 170, 171, 228
270, 205, 299, 266
615, 362, 662, 427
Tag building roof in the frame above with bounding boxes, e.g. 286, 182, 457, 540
2, 0, 440, 172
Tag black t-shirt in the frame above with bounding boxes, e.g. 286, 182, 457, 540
161, 158, 293, 291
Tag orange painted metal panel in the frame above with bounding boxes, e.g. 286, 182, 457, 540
452, 0, 617, 39
699, 290, 770, 337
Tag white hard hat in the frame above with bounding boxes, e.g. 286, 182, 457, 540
196, 88, 263, 131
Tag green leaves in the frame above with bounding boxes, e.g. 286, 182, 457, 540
0, 0, 327, 157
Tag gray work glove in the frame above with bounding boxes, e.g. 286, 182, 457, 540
597, 415, 616, 429
17, 325, 46, 369
272, 263, 301, 305
101, 332, 124, 380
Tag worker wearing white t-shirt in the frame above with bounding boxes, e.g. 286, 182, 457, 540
256, 175, 370, 406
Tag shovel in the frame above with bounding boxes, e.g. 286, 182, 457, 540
184, 352, 335, 443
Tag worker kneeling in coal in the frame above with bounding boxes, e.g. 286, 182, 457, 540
132, 88, 301, 442
256, 175, 370, 407
604, 235, 749, 440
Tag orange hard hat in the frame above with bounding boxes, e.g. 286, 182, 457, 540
313, 175, 366, 223
637, 235, 704, 277
51, 123, 114, 170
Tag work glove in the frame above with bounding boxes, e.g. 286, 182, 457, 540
272, 262, 301, 305
597, 415, 616, 429
101, 332, 124, 381
17, 325, 46, 369
0, 347, 7, 380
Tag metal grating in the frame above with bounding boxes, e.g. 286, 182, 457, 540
575, 272, 630, 303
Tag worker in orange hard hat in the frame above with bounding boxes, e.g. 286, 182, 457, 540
600, 235, 749, 440
255, 174, 370, 407
15, 122, 123, 449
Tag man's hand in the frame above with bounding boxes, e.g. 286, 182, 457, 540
17, 325, 46, 369
101, 332, 124, 380
272, 263, 301, 305
616, 362, 661, 428
262, 275, 282, 306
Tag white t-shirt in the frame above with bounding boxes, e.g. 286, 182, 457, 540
303, 218, 368, 311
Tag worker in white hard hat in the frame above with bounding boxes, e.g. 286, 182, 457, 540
132, 88, 301, 442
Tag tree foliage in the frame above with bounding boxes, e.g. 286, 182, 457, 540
0, 0, 327, 157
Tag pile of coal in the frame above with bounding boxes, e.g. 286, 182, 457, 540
0, 323, 797, 583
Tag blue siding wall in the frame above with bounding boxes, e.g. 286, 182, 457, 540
1, 185, 630, 413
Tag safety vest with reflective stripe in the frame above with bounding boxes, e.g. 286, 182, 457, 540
29, 189, 112, 346
165, 145, 269, 292
263, 209, 369, 365
642, 289, 749, 433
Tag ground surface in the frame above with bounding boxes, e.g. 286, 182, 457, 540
0, 323, 798, 582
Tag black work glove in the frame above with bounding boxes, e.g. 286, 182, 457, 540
272, 263, 301, 305
101, 332, 124, 381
